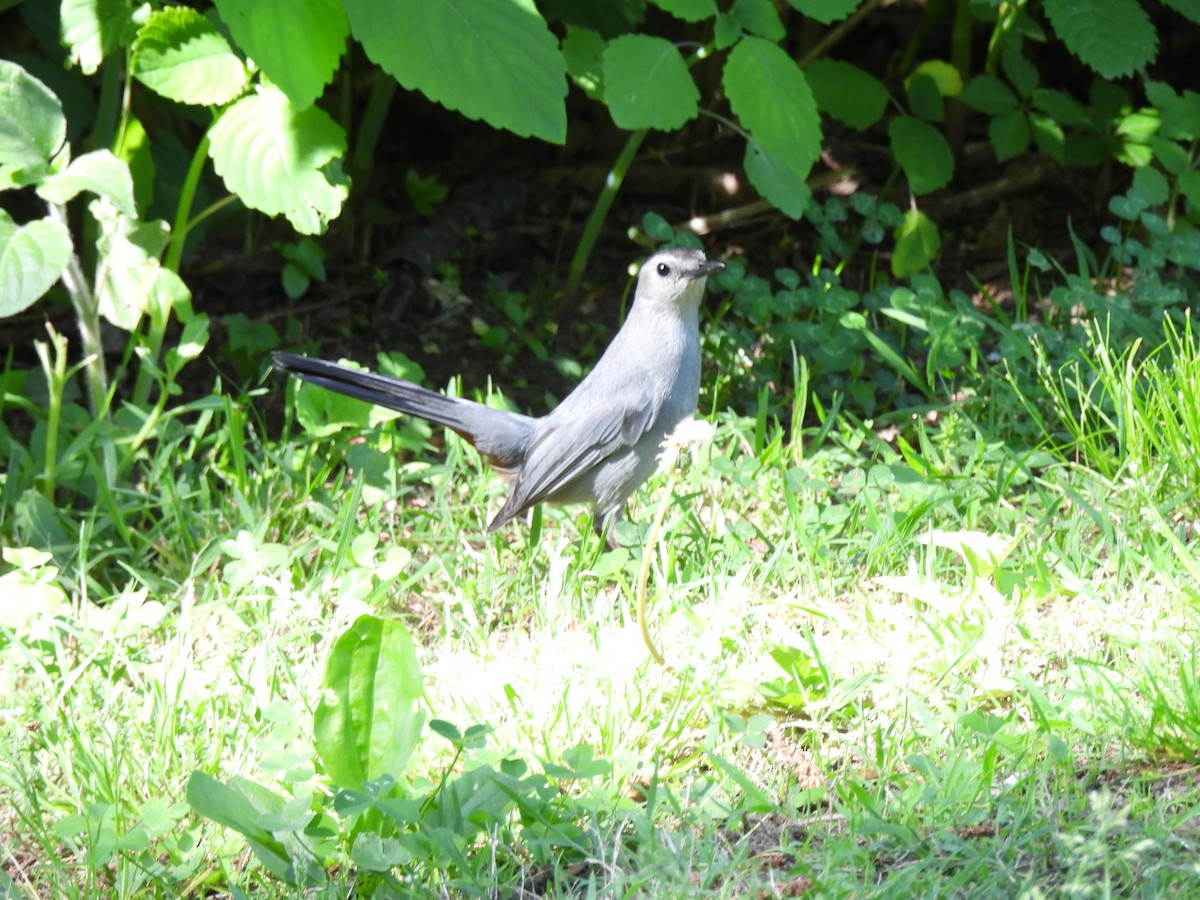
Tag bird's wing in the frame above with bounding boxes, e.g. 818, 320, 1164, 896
489, 390, 658, 527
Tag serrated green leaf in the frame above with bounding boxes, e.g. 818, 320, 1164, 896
731, 0, 784, 39
0, 212, 72, 317
1029, 112, 1066, 163
989, 109, 1030, 162
888, 116, 953, 194
1161, 0, 1200, 23
38, 150, 136, 216
1031, 88, 1091, 127
212, 0, 346, 109
651, 0, 718, 22
0, 61, 66, 175
789, 0, 860, 25
132, 7, 248, 107
1148, 136, 1189, 176
1043, 0, 1156, 78
959, 75, 1018, 115
562, 26, 606, 99
743, 142, 810, 219
61, 0, 135, 75
892, 209, 940, 277
314, 615, 426, 789
1144, 82, 1200, 141
603, 35, 698, 131
209, 86, 348, 234
725, 37, 821, 179
806, 59, 887, 130
1179, 170, 1200, 208
1000, 45, 1039, 98
343, 0, 567, 144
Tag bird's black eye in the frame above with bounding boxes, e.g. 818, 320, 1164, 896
656, 263, 671, 276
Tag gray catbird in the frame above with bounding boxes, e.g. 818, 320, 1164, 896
273, 247, 723, 545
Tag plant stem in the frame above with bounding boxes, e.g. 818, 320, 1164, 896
565, 129, 647, 299
635, 473, 673, 667
798, 0, 886, 67
352, 74, 397, 183
49, 203, 107, 419
33, 327, 69, 498
135, 132, 211, 408
165, 132, 210, 275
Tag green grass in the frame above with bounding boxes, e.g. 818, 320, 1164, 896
4, 304, 1200, 897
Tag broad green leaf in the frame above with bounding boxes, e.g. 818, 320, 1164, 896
562, 26, 605, 99
959, 75, 1019, 115
132, 7, 248, 107
906, 72, 943, 122
911, 60, 962, 97
1132, 166, 1169, 206
892, 208, 940, 277
806, 59, 887, 130
314, 614, 426, 789
0, 61, 66, 180
1029, 88, 1089, 130
0, 212, 72, 317
89, 199, 185, 330
743, 142, 810, 219
713, 12, 742, 49
651, 0, 717, 22
38, 150, 136, 216
61, 0, 135, 75
730, 0, 784, 39
184, 772, 279, 841
989, 110, 1030, 162
1043, 0, 1156, 78
117, 115, 155, 209
602, 35, 698, 131
184, 773, 295, 883
725, 37, 822, 192
343, 0, 567, 144
208, 85, 348, 234
888, 116, 953, 194
351, 833, 413, 870
789, 0, 860, 25
212, 0, 346, 109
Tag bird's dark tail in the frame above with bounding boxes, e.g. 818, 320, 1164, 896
272, 352, 533, 470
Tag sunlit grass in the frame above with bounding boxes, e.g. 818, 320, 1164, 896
4, 320, 1200, 896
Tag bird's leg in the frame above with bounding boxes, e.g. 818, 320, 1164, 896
595, 509, 622, 551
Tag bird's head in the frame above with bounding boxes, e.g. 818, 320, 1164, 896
634, 247, 724, 314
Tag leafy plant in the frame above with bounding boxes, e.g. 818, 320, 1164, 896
0, 59, 194, 415
187, 612, 625, 893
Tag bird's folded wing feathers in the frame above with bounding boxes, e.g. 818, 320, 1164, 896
502, 393, 658, 516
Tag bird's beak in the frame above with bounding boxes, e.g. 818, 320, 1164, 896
689, 259, 725, 279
